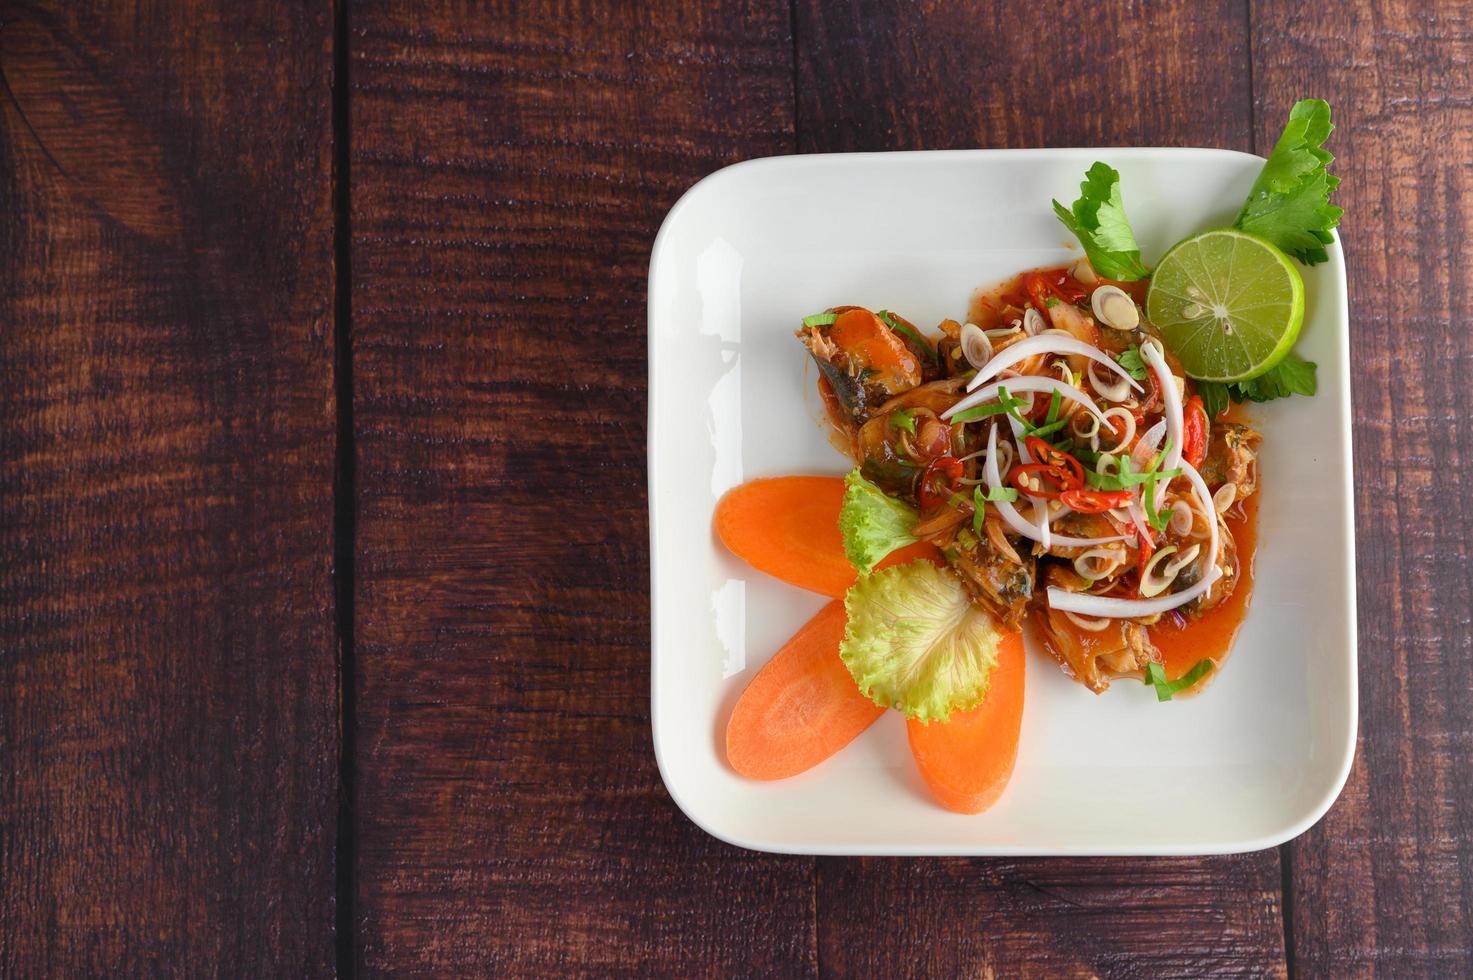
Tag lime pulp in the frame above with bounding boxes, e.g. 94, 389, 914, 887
1145, 228, 1305, 383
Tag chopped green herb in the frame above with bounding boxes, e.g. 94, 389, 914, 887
890, 409, 917, 434
972, 484, 1019, 535
1116, 345, 1149, 381
1144, 659, 1215, 701
1084, 449, 1181, 491
1045, 390, 1063, 426
950, 391, 1027, 424
802, 312, 838, 328
1044, 297, 1060, 308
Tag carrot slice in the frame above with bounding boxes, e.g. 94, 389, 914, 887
726, 600, 885, 780
715, 476, 935, 597
905, 630, 1026, 814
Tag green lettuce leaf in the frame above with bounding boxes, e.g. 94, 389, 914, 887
1234, 99, 1343, 265
840, 561, 1002, 723
839, 469, 918, 574
1052, 162, 1150, 281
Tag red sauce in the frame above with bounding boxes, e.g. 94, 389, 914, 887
1145, 476, 1259, 695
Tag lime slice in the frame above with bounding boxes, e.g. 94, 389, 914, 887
1145, 228, 1305, 382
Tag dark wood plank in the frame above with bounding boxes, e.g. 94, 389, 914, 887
0, 3, 338, 975
1252, 2, 1473, 975
348, 3, 808, 974
794, 2, 1289, 975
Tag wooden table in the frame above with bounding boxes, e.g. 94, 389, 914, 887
2, 1, 1468, 975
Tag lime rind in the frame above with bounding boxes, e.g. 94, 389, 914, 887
1146, 228, 1305, 383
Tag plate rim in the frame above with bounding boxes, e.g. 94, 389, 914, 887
647, 147, 1358, 856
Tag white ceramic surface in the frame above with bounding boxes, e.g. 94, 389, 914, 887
647, 149, 1356, 855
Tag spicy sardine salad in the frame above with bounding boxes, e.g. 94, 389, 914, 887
715, 100, 1341, 814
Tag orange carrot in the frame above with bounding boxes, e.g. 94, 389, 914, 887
715, 476, 935, 597
905, 630, 1026, 814
726, 600, 885, 780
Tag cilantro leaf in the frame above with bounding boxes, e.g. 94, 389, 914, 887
1196, 381, 1230, 418
1116, 345, 1149, 381
1052, 162, 1150, 281
1228, 353, 1318, 402
1197, 353, 1317, 412
1234, 99, 1343, 265
1144, 659, 1215, 702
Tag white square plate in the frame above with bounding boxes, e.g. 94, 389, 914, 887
647, 149, 1356, 855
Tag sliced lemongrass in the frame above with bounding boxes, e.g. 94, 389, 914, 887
1138, 545, 1180, 597
959, 322, 993, 369
1064, 611, 1113, 632
1168, 499, 1196, 537
1099, 407, 1136, 454
1071, 411, 1101, 443
1213, 482, 1238, 514
1047, 460, 1220, 618
1091, 284, 1140, 330
1165, 544, 1202, 578
1074, 544, 1127, 581
943, 375, 1108, 423
965, 334, 1144, 393
1023, 307, 1046, 336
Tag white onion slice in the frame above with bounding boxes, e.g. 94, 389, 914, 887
966, 335, 1144, 393
1047, 460, 1221, 618
1141, 340, 1184, 480
943, 375, 1108, 423
982, 425, 1129, 550
1131, 419, 1168, 469
1008, 413, 1034, 464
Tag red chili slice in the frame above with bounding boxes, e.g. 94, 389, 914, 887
919, 456, 965, 508
1009, 462, 1074, 500
1059, 488, 1133, 513
1183, 395, 1208, 468
1025, 436, 1085, 489
1135, 530, 1156, 595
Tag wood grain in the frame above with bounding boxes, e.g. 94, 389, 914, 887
348, 2, 809, 974
1253, 1, 1473, 976
795, 0, 1254, 152
0, 3, 338, 975
795, 2, 1288, 975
